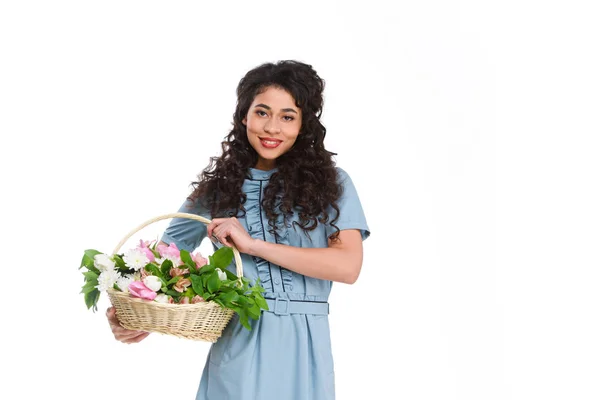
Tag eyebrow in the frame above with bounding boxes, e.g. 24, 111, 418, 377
255, 103, 298, 114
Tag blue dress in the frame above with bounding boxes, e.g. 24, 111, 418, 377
161, 167, 370, 400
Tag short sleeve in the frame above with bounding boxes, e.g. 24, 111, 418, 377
325, 167, 371, 241
160, 198, 209, 252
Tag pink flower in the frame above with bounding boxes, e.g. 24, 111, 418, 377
128, 281, 157, 301
179, 297, 190, 304
170, 267, 189, 278
174, 278, 191, 293
137, 239, 156, 263
192, 252, 208, 270
157, 242, 182, 266
158, 242, 179, 258
192, 295, 205, 304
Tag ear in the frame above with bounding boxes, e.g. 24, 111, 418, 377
242, 117, 247, 126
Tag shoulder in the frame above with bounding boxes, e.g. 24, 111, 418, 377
333, 166, 353, 185
178, 195, 211, 216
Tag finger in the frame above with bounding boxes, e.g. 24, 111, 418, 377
123, 332, 150, 344
207, 218, 227, 233
114, 327, 147, 341
214, 226, 233, 247
109, 321, 144, 336
220, 234, 233, 247
118, 330, 148, 341
213, 224, 226, 240
107, 308, 121, 325
207, 219, 222, 238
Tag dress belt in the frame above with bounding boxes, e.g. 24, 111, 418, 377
263, 298, 329, 316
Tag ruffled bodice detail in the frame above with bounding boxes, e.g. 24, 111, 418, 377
242, 168, 294, 296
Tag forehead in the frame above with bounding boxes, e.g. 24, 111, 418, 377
252, 86, 299, 110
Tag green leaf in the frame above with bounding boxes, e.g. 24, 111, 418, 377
145, 263, 163, 278
80, 280, 98, 295
189, 274, 204, 296
212, 247, 234, 269
207, 271, 221, 294
166, 276, 182, 286
221, 290, 240, 304
198, 264, 216, 275
247, 303, 261, 320
82, 271, 99, 281
160, 259, 173, 275
84, 289, 100, 312
254, 295, 269, 310
163, 289, 180, 297
237, 308, 250, 330
213, 298, 225, 308
251, 279, 266, 293
224, 269, 238, 281
180, 250, 196, 269
80, 249, 102, 269
113, 254, 127, 271
184, 287, 196, 299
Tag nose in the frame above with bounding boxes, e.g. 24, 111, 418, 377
263, 119, 281, 134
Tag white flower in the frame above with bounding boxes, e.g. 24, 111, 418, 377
154, 294, 170, 303
94, 254, 115, 272
143, 275, 162, 292
163, 254, 182, 266
215, 268, 227, 281
96, 269, 120, 292
132, 272, 141, 281
116, 275, 134, 292
123, 249, 150, 271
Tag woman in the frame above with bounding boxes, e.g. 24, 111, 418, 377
106, 60, 370, 399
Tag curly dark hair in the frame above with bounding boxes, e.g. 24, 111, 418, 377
189, 60, 343, 241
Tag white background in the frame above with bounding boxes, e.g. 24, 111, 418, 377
1, 1, 599, 399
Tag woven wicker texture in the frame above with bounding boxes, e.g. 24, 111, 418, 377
108, 212, 243, 342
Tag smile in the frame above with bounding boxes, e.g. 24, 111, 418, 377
259, 138, 283, 149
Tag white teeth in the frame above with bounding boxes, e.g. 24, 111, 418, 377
262, 140, 279, 145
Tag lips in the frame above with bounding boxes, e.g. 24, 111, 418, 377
259, 137, 282, 149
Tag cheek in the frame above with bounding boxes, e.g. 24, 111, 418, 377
285, 127, 301, 143
246, 116, 263, 133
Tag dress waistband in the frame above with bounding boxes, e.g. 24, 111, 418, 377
263, 298, 329, 316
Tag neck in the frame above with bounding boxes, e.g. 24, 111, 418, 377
254, 160, 276, 171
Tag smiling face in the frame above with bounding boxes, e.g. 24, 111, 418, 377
243, 86, 302, 171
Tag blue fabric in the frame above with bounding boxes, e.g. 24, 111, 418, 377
161, 167, 370, 400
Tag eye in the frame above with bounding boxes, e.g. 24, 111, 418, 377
256, 110, 268, 117
283, 116, 295, 122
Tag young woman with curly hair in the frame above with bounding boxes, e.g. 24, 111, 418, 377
106, 60, 370, 400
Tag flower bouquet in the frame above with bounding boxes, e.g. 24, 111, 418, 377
80, 214, 269, 342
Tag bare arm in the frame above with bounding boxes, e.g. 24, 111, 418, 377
248, 229, 364, 284
164, 219, 365, 284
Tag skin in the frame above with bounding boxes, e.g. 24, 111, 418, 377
106, 306, 150, 344
107, 85, 364, 343
243, 86, 302, 171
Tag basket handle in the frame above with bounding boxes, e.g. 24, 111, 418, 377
112, 212, 243, 279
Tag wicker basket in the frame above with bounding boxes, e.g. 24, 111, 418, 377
106, 212, 244, 342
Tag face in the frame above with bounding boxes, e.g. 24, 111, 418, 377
243, 86, 302, 170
